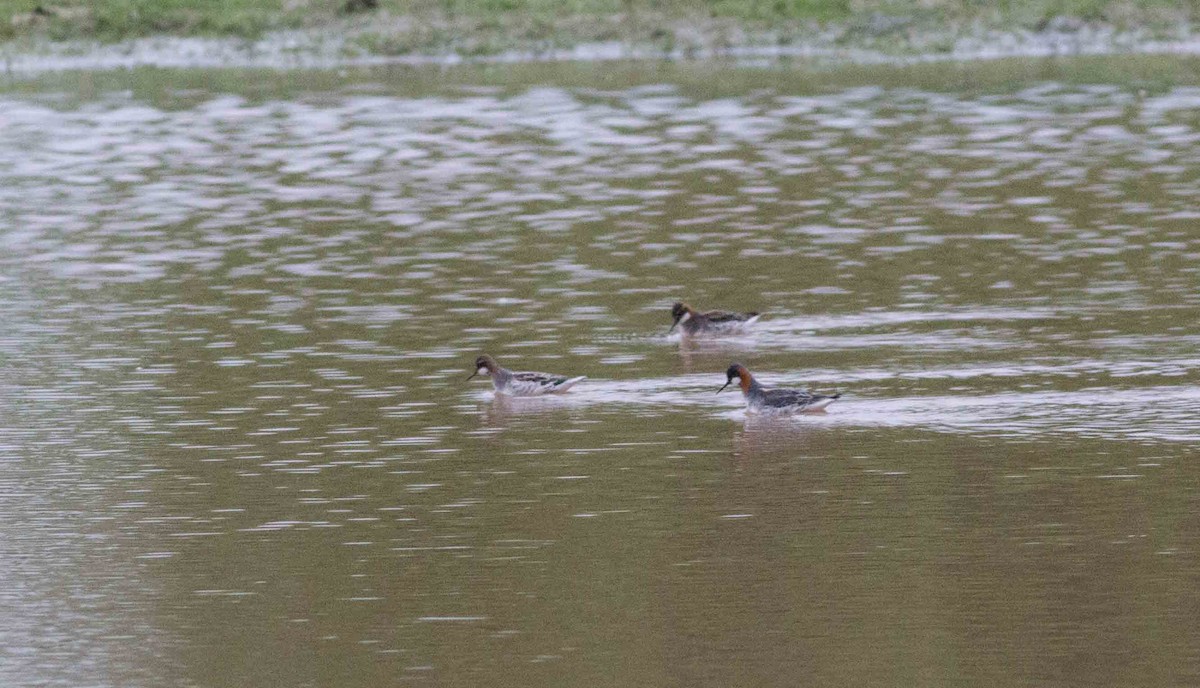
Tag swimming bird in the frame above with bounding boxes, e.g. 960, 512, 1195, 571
717, 362, 840, 414
467, 355, 586, 397
669, 302, 761, 337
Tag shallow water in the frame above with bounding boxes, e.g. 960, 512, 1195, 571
3, 57, 1200, 687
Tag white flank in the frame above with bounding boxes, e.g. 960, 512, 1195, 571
804, 397, 837, 412
553, 376, 587, 393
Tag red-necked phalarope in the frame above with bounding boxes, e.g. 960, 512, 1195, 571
467, 355, 586, 397
669, 302, 761, 337
717, 362, 840, 414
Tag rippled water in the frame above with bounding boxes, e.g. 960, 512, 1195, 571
3, 57, 1200, 687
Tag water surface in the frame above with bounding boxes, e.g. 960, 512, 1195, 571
2, 57, 1200, 687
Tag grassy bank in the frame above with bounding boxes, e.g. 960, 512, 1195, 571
1, 0, 1197, 57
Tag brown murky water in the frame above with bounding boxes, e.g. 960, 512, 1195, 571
3, 56, 1200, 687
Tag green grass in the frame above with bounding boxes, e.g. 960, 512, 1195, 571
0, 0, 1196, 46
0, 0, 296, 40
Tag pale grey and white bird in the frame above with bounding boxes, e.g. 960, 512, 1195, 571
467, 355, 586, 397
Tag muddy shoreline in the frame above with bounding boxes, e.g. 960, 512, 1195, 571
3, 14, 1200, 75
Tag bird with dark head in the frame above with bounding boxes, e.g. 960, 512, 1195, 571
668, 301, 760, 337
717, 361, 840, 414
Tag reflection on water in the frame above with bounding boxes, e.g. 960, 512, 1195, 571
3, 58, 1200, 687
